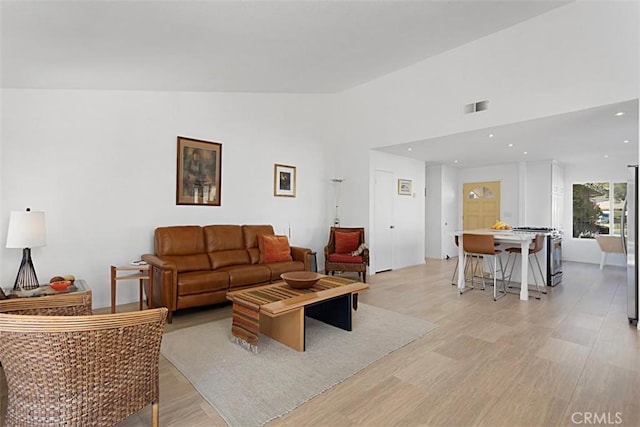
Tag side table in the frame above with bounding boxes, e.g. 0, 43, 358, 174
0, 279, 92, 315
110, 265, 153, 313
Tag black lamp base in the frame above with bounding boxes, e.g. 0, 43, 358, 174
13, 248, 40, 290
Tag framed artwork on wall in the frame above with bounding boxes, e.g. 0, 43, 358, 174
274, 164, 296, 197
176, 136, 222, 206
398, 178, 412, 196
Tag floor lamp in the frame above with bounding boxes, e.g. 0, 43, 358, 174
6, 208, 46, 290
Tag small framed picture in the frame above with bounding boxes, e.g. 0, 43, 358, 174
398, 179, 412, 196
176, 136, 222, 206
274, 164, 296, 197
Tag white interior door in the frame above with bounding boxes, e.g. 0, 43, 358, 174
374, 170, 394, 272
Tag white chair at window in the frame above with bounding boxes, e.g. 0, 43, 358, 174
595, 235, 624, 270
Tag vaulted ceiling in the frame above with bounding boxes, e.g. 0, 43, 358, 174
1, 0, 636, 167
1, 0, 570, 93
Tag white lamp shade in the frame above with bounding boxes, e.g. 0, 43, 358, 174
6, 210, 46, 248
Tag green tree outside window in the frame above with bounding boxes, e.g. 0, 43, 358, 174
573, 182, 625, 238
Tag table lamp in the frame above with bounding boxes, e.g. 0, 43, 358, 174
6, 208, 46, 290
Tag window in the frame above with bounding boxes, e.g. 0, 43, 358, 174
467, 186, 494, 199
613, 182, 627, 235
573, 181, 626, 238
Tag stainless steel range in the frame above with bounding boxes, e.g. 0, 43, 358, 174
512, 227, 563, 286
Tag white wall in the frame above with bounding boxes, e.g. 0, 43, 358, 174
425, 165, 442, 258
330, 0, 638, 232
441, 165, 458, 259
563, 158, 630, 266
525, 161, 554, 226
369, 151, 425, 272
457, 163, 520, 227
425, 164, 458, 260
0, 89, 333, 308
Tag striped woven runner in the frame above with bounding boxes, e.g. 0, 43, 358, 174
231, 276, 355, 352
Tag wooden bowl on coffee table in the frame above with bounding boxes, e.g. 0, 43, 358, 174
280, 272, 322, 289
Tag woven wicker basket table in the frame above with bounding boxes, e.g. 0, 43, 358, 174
0, 279, 92, 316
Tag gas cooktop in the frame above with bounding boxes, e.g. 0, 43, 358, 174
513, 226, 555, 231
513, 226, 562, 237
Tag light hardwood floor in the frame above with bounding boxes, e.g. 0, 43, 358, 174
2, 259, 639, 426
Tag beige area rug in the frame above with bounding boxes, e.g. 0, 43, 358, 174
160, 303, 437, 427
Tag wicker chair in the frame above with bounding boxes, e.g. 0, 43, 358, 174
0, 308, 168, 426
324, 227, 369, 283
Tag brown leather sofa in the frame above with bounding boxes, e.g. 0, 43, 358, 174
142, 224, 311, 322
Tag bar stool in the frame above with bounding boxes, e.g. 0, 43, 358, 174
451, 235, 472, 286
461, 233, 507, 300
504, 234, 546, 299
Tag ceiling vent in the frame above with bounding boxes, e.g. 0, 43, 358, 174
464, 100, 489, 114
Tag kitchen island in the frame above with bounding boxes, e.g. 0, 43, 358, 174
454, 229, 537, 301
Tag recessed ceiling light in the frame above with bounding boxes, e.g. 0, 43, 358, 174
604, 154, 609, 158
523, 151, 528, 155
508, 143, 513, 147
488, 134, 494, 138
616, 112, 625, 116
454, 160, 458, 164
408, 147, 412, 151
624, 140, 630, 144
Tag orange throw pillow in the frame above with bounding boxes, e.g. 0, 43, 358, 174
258, 235, 293, 263
334, 231, 360, 253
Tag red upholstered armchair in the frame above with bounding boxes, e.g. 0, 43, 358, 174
324, 227, 369, 283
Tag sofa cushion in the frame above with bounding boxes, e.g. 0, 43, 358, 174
177, 270, 229, 296
327, 253, 364, 263
155, 226, 205, 256
162, 254, 211, 273
258, 235, 293, 263
177, 292, 228, 310
335, 231, 360, 253
204, 225, 245, 252
243, 225, 275, 248
263, 261, 305, 281
243, 225, 275, 263
217, 264, 271, 289
208, 249, 251, 270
